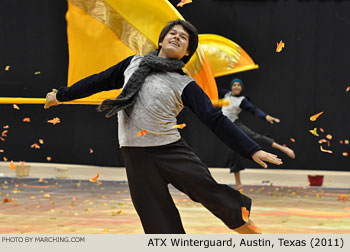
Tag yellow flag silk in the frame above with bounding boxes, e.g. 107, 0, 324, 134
184, 46, 219, 100
65, 0, 185, 103
198, 34, 259, 77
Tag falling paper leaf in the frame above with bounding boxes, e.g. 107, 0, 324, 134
177, 0, 192, 7
172, 123, 186, 129
290, 138, 295, 142
31, 143, 40, 149
247, 222, 261, 233
5, 66, 10, 71
1, 130, 8, 137
136, 129, 149, 136
43, 194, 51, 199
326, 134, 332, 140
9, 161, 16, 170
338, 195, 350, 201
23, 117, 31, 123
318, 139, 327, 144
46, 157, 52, 161
310, 111, 324, 121
319, 128, 324, 133
89, 148, 94, 154
89, 172, 100, 182
276, 40, 285, 53
320, 146, 333, 154
13, 104, 20, 110
39, 139, 44, 144
342, 152, 348, 157
309, 128, 319, 137
3, 197, 15, 204
47, 117, 61, 125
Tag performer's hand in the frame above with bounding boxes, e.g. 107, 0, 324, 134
265, 115, 280, 124
44, 89, 59, 109
252, 150, 282, 168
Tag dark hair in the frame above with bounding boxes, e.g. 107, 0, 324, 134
157, 19, 198, 64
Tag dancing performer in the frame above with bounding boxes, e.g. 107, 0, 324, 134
220, 78, 295, 189
44, 20, 282, 234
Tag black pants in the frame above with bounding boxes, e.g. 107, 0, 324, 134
228, 120, 274, 173
121, 139, 251, 234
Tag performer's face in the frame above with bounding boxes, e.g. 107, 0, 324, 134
231, 82, 242, 96
158, 25, 190, 60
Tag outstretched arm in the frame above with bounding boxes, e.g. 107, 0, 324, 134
182, 82, 282, 167
240, 97, 280, 124
44, 56, 134, 109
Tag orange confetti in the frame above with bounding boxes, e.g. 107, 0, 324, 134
9, 161, 16, 170
47, 117, 61, 125
3, 197, 15, 204
1, 130, 7, 137
319, 128, 324, 133
338, 195, 350, 201
342, 152, 348, 157
46, 157, 52, 161
31, 143, 40, 149
23, 117, 31, 123
3, 125, 9, 129
276, 40, 285, 53
318, 139, 327, 144
177, 0, 192, 7
241, 207, 250, 222
290, 138, 295, 142
136, 129, 150, 136
13, 104, 20, 110
247, 222, 262, 234
39, 139, 44, 144
172, 123, 186, 129
89, 172, 100, 182
320, 146, 333, 154
309, 128, 319, 137
326, 134, 332, 140
38, 178, 44, 182
345, 140, 349, 145
0, 149, 4, 153
72, 197, 78, 201
34, 71, 41, 75
5, 65, 10, 71
3, 157, 7, 161
43, 194, 51, 199
310, 111, 323, 121
346, 86, 350, 92
89, 148, 94, 154
340, 140, 343, 144
0, 137, 5, 142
